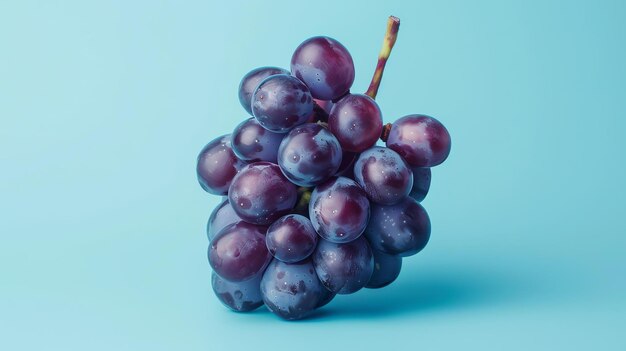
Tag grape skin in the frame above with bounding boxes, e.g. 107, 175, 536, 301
309, 177, 370, 243
260, 258, 327, 320
335, 151, 358, 179
291, 36, 355, 100
231, 117, 284, 163
329, 94, 383, 153
251, 74, 314, 133
266, 214, 318, 263
238, 67, 290, 115
409, 167, 431, 202
363, 197, 431, 257
386, 114, 451, 167
277, 123, 342, 187
207, 199, 241, 242
312, 236, 374, 294
353, 146, 413, 205
228, 162, 298, 225
366, 250, 402, 289
197, 134, 246, 195
208, 222, 272, 282
211, 271, 263, 312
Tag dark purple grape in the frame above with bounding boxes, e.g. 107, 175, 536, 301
266, 214, 318, 263
312, 236, 374, 294
329, 94, 383, 153
353, 146, 413, 205
208, 222, 271, 282
207, 199, 241, 241
364, 197, 431, 257
386, 114, 451, 167
260, 258, 326, 320
231, 117, 284, 163
277, 123, 342, 187
335, 151, 358, 179
228, 162, 297, 225
409, 167, 431, 202
316, 288, 335, 308
197, 135, 246, 195
251, 74, 314, 133
366, 250, 402, 289
238, 67, 290, 115
291, 36, 355, 100
309, 177, 370, 243
211, 271, 263, 312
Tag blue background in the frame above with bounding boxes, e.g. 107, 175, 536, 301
1, 0, 625, 350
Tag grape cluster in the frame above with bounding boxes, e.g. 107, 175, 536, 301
196, 17, 451, 320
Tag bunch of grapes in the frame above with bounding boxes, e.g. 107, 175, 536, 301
197, 16, 451, 320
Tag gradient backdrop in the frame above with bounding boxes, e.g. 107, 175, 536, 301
1, 0, 625, 350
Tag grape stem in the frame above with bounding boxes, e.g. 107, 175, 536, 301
365, 16, 400, 100
380, 123, 392, 142
294, 187, 312, 214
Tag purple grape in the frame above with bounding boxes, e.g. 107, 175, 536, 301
211, 271, 263, 312
309, 177, 370, 243
291, 36, 355, 101
366, 250, 402, 289
207, 199, 241, 241
228, 162, 298, 225
260, 258, 326, 320
335, 151, 358, 179
208, 222, 271, 282
251, 74, 314, 133
238, 66, 290, 115
266, 214, 318, 263
353, 146, 413, 205
386, 114, 451, 167
277, 123, 342, 187
231, 117, 284, 163
329, 94, 383, 152
312, 236, 374, 294
197, 135, 246, 195
409, 167, 431, 202
363, 197, 431, 257
316, 288, 335, 308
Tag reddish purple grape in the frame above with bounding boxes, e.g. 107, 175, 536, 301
251, 74, 314, 133
312, 236, 374, 294
309, 177, 370, 243
266, 214, 318, 263
277, 123, 342, 187
196, 135, 246, 195
228, 162, 297, 225
208, 222, 271, 282
231, 117, 284, 163
260, 258, 326, 320
291, 36, 355, 100
238, 66, 290, 115
386, 114, 451, 167
410, 167, 431, 202
211, 271, 263, 312
353, 146, 413, 205
329, 94, 383, 152
364, 197, 431, 257
207, 199, 241, 241
366, 250, 402, 289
